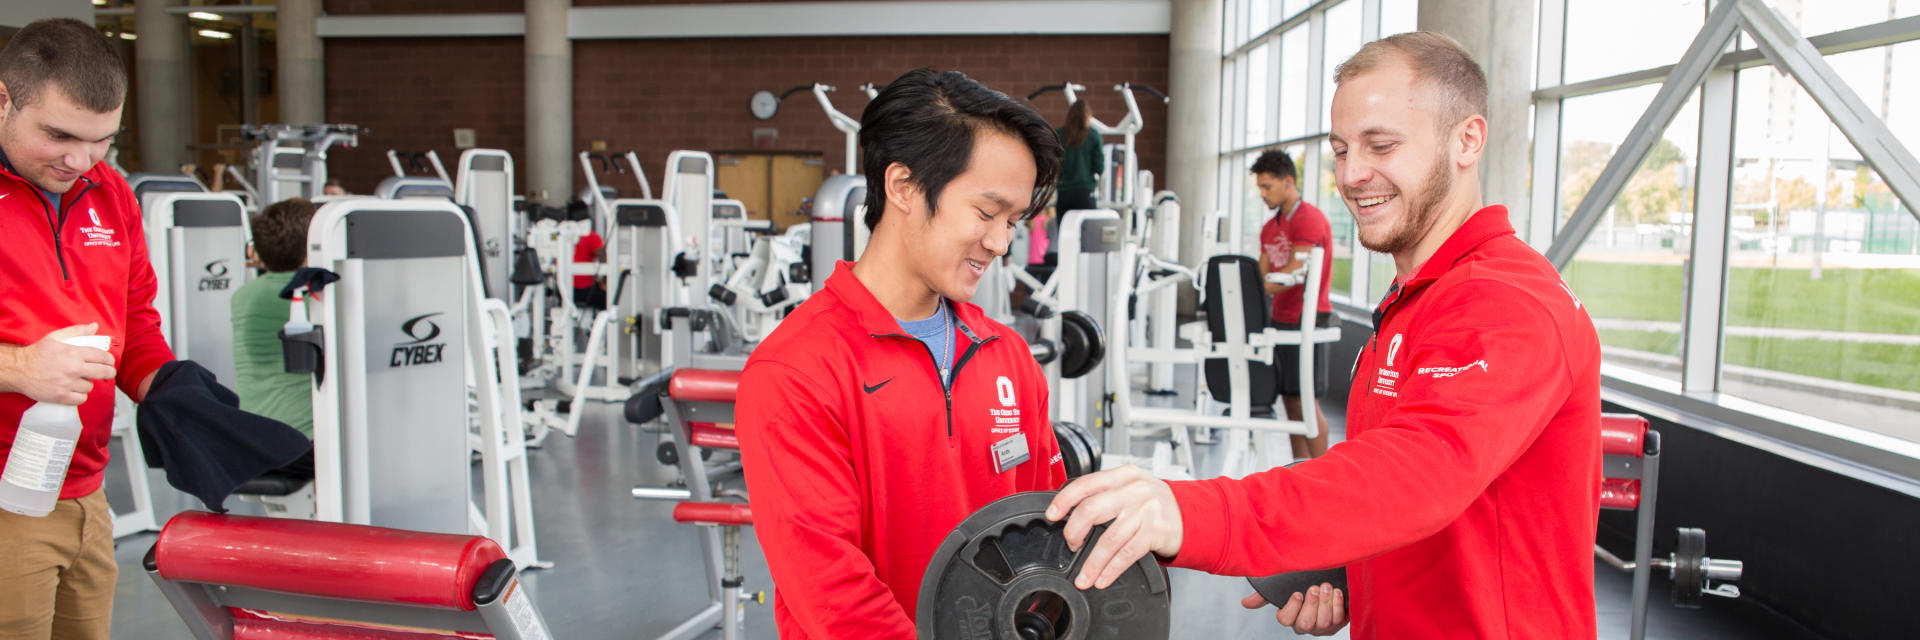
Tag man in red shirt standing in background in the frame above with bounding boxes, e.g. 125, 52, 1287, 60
1252, 150, 1337, 459
0, 19, 177, 639
1046, 32, 1601, 638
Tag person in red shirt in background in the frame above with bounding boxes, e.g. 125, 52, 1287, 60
568, 200, 608, 309
1045, 32, 1601, 638
0, 19, 177, 639
1251, 150, 1337, 459
736, 68, 1066, 639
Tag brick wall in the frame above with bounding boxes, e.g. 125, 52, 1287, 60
324, 38, 526, 194
324, 34, 1169, 200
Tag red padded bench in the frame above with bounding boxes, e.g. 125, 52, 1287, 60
144, 511, 550, 640
652, 368, 760, 640
1596, 412, 1661, 640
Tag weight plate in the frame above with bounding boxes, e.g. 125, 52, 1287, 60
1673, 527, 1706, 608
1248, 567, 1347, 609
1059, 311, 1106, 380
917, 491, 1171, 640
1066, 421, 1102, 473
1054, 423, 1085, 479
1066, 423, 1093, 480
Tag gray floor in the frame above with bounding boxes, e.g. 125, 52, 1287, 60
105, 373, 1805, 639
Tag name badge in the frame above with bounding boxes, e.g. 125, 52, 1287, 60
991, 433, 1031, 474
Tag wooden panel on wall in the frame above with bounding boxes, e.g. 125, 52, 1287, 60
770, 154, 825, 230
715, 153, 770, 222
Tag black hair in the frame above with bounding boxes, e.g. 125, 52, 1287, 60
860, 69, 1062, 231
0, 18, 126, 113
1250, 150, 1297, 182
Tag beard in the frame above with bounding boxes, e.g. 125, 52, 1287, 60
1357, 149, 1453, 254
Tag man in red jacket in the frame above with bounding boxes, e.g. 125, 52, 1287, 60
0, 19, 176, 639
736, 69, 1067, 639
1047, 33, 1602, 638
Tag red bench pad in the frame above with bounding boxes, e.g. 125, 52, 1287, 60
155, 512, 506, 612
1599, 478, 1641, 511
673, 501, 753, 527
688, 422, 740, 450
670, 369, 741, 404
1600, 413, 1649, 458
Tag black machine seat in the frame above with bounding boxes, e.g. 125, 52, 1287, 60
233, 469, 313, 497
1202, 254, 1277, 409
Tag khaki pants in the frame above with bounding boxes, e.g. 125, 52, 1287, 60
0, 488, 115, 640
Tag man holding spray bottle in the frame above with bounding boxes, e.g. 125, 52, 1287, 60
0, 18, 177, 640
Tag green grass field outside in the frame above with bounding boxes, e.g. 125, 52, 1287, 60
1569, 261, 1920, 393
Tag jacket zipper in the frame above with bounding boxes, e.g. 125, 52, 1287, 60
29, 178, 95, 281
1362, 280, 1406, 384
870, 327, 1000, 438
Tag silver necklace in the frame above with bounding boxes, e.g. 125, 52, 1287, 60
938, 297, 952, 382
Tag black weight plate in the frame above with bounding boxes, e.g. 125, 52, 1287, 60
917, 491, 1171, 640
1059, 317, 1091, 379
1059, 311, 1106, 379
1248, 567, 1347, 609
1673, 528, 1706, 608
1053, 422, 1079, 479
1064, 423, 1092, 480
1069, 421, 1102, 473
1054, 423, 1085, 479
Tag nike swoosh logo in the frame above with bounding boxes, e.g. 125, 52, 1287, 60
863, 377, 894, 394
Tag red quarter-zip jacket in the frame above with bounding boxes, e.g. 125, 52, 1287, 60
1167, 207, 1602, 638
0, 153, 176, 500
738, 261, 1066, 639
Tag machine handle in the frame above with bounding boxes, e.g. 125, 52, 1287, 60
1125, 84, 1170, 104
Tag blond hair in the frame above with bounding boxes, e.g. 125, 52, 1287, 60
1333, 31, 1488, 130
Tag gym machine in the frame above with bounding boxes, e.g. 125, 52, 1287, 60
235, 123, 362, 206
147, 512, 553, 639
454, 148, 520, 302
377, 149, 455, 200
1592, 414, 1744, 640
265, 199, 542, 569
775, 82, 877, 289
1104, 241, 1339, 479
108, 190, 253, 539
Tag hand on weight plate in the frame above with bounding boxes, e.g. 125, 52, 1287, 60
1243, 583, 1348, 636
1044, 465, 1182, 590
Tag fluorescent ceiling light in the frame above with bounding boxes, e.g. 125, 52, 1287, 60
189, 12, 223, 21
119, 32, 137, 40
196, 29, 232, 40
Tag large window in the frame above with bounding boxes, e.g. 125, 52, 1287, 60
1560, 88, 1702, 383
1219, 0, 1418, 306
1536, 1, 1920, 450
1717, 61, 1920, 434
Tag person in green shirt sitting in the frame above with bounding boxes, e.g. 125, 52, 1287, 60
231, 198, 316, 441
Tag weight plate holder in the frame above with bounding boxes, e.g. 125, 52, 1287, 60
918, 491, 1171, 640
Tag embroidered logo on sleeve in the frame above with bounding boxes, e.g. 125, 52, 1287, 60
1417, 359, 1489, 379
